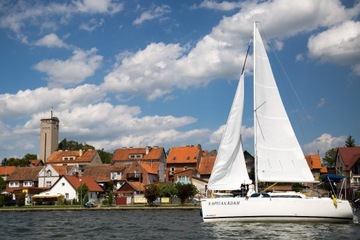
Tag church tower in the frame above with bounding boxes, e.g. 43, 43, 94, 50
39, 110, 59, 162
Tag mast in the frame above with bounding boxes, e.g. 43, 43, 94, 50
253, 22, 259, 193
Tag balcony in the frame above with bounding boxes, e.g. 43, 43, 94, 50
127, 173, 143, 182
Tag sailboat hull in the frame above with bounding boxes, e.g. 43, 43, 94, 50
201, 197, 354, 223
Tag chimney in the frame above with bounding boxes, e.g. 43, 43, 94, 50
79, 149, 83, 157
146, 146, 151, 155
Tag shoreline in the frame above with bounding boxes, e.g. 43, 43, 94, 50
0, 204, 201, 212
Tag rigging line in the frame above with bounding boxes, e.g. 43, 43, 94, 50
240, 34, 253, 76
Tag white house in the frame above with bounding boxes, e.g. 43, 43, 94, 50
37, 164, 78, 188
36, 175, 104, 204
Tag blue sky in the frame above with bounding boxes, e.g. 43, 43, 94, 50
1, 0, 359, 161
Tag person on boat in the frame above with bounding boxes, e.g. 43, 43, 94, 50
246, 184, 255, 198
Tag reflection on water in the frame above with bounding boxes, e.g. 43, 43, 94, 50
0, 210, 359, 239
202, 221, 359, 239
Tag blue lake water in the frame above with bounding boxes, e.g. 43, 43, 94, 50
0, 209, 359, 239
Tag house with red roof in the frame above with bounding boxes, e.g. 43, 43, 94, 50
37, 174, 104, 204
29, 159, 44, 167
0, 166, 16, 181
305, 154, 328, 181
197, 150, 216, 180
46, 149, 102, 171
5, 166, 46, 205
112, 146, 166, 182
114, 161, 161, 204
166, 145, 202, 183
82, 164, 127, 190
37, 164, 76, 188
335, 147, 360, 197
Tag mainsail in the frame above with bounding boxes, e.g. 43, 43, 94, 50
207, 73, 252, 190
253, 23, 315, 183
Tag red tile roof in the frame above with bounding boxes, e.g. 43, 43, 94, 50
46, 149, 97, 164
167, 145, 201, 164
52, 165, 73, 176
338, 147, 360, 170
6, 166, 43, 181
64, 175, 104, 192
29, 160, 44, 166
0, 166, 16, 176
305, 154, 322, 170
198, 155, 216, 175
139, 162, 158, 175
112, 146, 164, 162
82, 164, 126, 182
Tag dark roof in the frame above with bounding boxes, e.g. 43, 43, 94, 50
82, 164, 126, 182
7, 166, 43, 181
338, 147, 360, 170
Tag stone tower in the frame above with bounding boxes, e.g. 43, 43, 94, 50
39, 110, 59, 162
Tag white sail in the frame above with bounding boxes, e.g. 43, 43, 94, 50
207, 73, 251, 190
253, 23, 315, 183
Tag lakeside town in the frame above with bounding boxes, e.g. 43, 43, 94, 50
1, 114, 360, 208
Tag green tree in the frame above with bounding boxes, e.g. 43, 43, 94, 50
77, 184, 89, 205
159, 183, 177, 197
108, 191, 113, 206
144, 183, 159, 205
0, 178, 5, 191
23, 153, 37, 161
1, 157, 28, 167
98, 148, 113, 164
323, 148, 337, 167
345, 136, 356, 147
175, 183, 198, 205
58, 138, 95, 151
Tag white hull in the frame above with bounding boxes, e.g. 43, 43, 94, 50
201, 196, 354, 223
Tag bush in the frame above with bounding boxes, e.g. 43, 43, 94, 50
175, 183, 198, 205
17, 193, 26, 207
144, 184, 159, 205
0, 195, 4, 207
108, 192, 113, 206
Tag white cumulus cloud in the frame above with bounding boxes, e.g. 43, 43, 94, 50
34, 48, 103, 88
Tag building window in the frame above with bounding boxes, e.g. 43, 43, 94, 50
9, 181, 19, 187
47, 170, 52, 177
111, 172, 118, 180
186, 156, 190, 160
65, 193, 69, 199
173, 157, 176, 160
178, 176, 190, 183
184, 166, 188, 170
24, 181, 33, 187
62, 183, 65, 186
353, 164, 360, 175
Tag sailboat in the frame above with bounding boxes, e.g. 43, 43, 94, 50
200, 22, 354, 223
